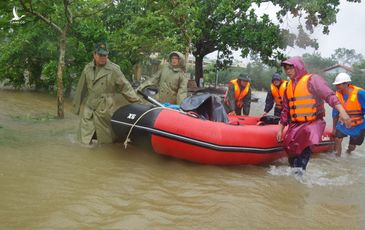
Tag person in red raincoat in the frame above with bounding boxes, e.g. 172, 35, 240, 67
276, 56, 351, 171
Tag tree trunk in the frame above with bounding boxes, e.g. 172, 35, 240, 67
133, 62, 142, 82
150, 59, 161, 76
56, 33, 66, 119
29, 62, 43, 90
185, 46, 190, 70
194, 54, 203, 87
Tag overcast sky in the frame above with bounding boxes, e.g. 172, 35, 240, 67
286, 0, 365, 58
208, 0, 365, 61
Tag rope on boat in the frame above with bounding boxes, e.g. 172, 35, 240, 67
123, 106, 184, 149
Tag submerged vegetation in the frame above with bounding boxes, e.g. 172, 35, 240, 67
10, 113, 57, 122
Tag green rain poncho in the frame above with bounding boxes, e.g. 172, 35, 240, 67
73, 60, 140, 144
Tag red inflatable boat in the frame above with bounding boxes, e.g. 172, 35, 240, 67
111, 104, 334, 166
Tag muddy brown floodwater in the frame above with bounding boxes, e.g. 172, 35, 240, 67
0, 89, 364, 229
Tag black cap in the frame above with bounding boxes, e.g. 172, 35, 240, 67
238, 73, 250, 81
95, 42, 109, 55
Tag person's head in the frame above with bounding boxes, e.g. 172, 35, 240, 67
281, 56, 307, 80
168, 51, 185, 69
170, 53, 180, 67
93, 42, 109, 66
238, 73, 250, 87
281, 63, 295, 80
333, 72, 351, 93
272, 73, 282, 86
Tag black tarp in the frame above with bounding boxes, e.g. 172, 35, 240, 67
180, 93, 228, 123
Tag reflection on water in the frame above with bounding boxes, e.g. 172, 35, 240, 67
0, 90, 364, 229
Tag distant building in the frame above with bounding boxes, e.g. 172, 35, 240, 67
322, 64, 353, 76
187, 55, 213, 66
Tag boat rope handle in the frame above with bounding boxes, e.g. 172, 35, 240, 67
123, 106, 163, 149
123, 106, 184, 149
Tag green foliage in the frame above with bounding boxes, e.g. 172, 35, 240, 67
303, 52, 337, 73
186, 1, 285, 63
351, 60, 365, 88
0, 0, 362, 96
302, 49, 364, 86
246, 62, 277, 91
0, 20, 57, 89
331, 48, 364, 66
0, 0, 109, 93
203, 62, 278, 91
104, 1, 188, 76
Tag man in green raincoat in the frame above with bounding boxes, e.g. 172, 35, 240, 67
138, 51, 188, 105
73, 42, 141, 144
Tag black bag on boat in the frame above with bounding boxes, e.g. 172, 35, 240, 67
259, 115, 280, 124
180, 93, 228, 123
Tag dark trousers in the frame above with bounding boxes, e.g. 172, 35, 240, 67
235, 107, 242, 115
273, 107, 282, 117
288, 147, 311, 170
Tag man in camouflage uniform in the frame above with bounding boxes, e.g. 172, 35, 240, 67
73, 42, 141, 144
138, 51, 188, 105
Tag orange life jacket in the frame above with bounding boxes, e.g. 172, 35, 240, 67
336, 85, 364, 126
286, 74, 323, 122
271, 80, 288, 110
226, 79, 250, 108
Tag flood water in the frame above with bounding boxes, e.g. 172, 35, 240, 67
1, 89, 365, 229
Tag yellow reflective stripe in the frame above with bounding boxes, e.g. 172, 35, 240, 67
290, 95, 315, 100
287, 74, 320, 122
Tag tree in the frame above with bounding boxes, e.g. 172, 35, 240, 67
303, 52, 337, 74
351, 59, 365, 87
16, 0, 76, 118
1, 0, 361, 99
104, 1, 186, 80
0, 23, 57, 89
0, 1, 112, 96
0, 3, 56, 89
104, 1, 286, 87
168, 0, 361, 86
331, 48, 364, 66
8, 0, 110, 118
246, 62, 277, 91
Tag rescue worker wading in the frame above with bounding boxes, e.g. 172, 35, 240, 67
224, 74, 251, 116
263, 73, 288, 117
73, 42, 141, 145
276, 56, 351, 172
332, 72, 365, 156
137, 51, 188, 105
